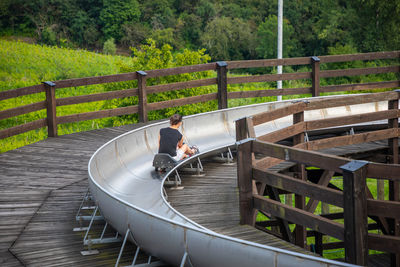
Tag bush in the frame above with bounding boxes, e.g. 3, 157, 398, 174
103, 38, 116, 55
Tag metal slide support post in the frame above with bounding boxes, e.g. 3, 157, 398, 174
76, 189, 90, 219
83, 206, 98, 244
115, 228, 131, 267
197, 157, 203, 171
180, 251, 188, 267
175, 170, 181, 185
44, 81, 57, 137
131, 246, 141, 266
341, 160, 369, 266
100, 222, 108, 240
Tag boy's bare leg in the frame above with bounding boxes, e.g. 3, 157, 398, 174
181, 144, 195, 155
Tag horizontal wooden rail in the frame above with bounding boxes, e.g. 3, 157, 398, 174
147, 93, 217, 111
0, 119, 47, 139
56, 88, 139, 106
320, 80, 400, 93
305, 109, 399, 131
253, 167, 343, 207
251, 102, 307, 126
250, 91, 399, 128
258, 122, 306, 143
367, 162, 400, 181
252, 140, 350, 173
228, 87, 312, 99
228, 72, 311, 84
227, 57, 312, 69
145, 63, 216, 78
253, 195, 345, 240
57, 105, 139, 124
320, 65, 399, 79
146, 78, 217, 94
318, 51, 400, 63
0, 101, 46, 120
367, 199, 400, 219
55, 72, 138, 89
305, 91, 399, 110
368, 233, 400, 254
305, 128, 399, 151
0, 84, 45, 101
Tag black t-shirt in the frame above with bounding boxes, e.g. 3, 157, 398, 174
158, 127, 183, 156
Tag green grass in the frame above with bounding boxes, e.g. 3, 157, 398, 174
0, 39, 136, 152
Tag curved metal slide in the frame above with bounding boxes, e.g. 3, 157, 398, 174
88, 96, 385, 267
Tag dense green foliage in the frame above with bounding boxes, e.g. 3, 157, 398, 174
1, 0, 399, 60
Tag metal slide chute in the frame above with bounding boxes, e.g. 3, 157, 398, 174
88, 97, 382, 266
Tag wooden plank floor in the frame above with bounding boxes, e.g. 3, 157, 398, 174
0, 123, 157, 267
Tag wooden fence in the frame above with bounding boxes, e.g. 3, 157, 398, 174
0, 51, 399, 140
235, 91, 400, 266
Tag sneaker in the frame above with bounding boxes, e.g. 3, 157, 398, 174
191, 146, 200, 154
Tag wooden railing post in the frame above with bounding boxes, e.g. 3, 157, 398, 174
44, 81, 57, 137
236, 138, 255, 226
137, 71, 148, 123
340, 160, 369, 266
311, 56, 320, 97
216, 61, 228, 110
293, 109, 307, 247
388, 89, 400, 267
235, 117, 255, 141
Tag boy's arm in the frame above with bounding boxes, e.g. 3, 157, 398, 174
177, 136, 184, 148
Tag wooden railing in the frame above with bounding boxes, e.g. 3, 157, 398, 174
235, 91, 400, 265
0, 51, 399, 140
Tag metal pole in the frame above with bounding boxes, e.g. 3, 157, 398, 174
277, 0, 283, 101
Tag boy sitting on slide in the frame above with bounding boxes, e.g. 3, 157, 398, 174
158, 114, 198, 161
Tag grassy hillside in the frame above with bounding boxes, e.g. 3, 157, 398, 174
0, 40, 135, 152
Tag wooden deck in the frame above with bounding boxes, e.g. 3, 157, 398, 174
0, 124, 156, 267
0, 125, 393, 266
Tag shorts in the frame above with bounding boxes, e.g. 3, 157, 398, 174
173, 148, 185, 161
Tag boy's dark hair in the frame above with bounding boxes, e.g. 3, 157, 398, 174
170, 114, 182, 125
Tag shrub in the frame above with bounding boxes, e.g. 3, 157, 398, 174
103, 38, 116, 55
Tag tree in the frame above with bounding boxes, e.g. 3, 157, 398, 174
255, 14, 298, 59
121, 22, 150, 48
201, 17, 256, 60
140, 0, 176, 29
350, 0, 400, 52
177, 13, 202, 46
100, 0, 141, 41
